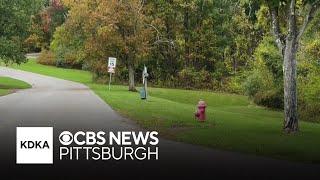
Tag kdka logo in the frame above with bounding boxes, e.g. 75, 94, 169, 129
16, 127, 53, 164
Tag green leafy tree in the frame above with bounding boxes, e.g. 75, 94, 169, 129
0, 0, 43, 64
244, 0, 320, 133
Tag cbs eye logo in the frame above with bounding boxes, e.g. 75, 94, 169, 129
59, 131, 73, 146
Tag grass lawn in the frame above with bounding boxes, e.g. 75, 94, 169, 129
0, 76, 31, 96
6, 59, 320, 163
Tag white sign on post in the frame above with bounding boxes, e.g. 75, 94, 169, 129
108, 57, 117, 91
108, 57, 117, 68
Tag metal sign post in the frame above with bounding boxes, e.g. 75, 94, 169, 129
143, 66, 148, 98
140, 65, 149, 100
108, 73, 112, 91
107, 57, 117, 91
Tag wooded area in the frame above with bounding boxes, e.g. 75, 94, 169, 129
1, 0, 320, 132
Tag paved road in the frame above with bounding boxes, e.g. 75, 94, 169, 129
25, 53, 40, 59
0, 67, 319, 179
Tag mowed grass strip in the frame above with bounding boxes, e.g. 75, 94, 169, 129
0, 89, 9, 96
7, 59, 320, 163
0, 76, 31, 96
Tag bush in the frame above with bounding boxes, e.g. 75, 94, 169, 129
177, 68, 197, 89
254, 89, 283, 109
37, 50, 56, 66
55, 50, 83, 69
304, 36, 320, 61
197, 69, 215, 89
177, 68, 214, 90
242, 35, 284, 109
243, 71, 266, 97
298, 71, 320, 122
91, 60, 109, 83
299, 102, 320, 122
254, 35, 283, 81
50, 25, 85, 69
243, 66, 284, 109
225, 74, 246, 94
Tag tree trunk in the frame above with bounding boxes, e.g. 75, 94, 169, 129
283, 0, 299, 133
283, 39, 298, 133
268, 0, 320, 133
128, 63, 136, 92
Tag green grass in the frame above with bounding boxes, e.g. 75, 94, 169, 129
6, 59, 320, 163
0, 76, 31, 96
0, 89, 9, 96
4, 60, 92, 84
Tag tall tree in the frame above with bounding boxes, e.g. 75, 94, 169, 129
58, 0, 151, 91
264, 0, 320, 133
101, 0, 151, 91
144, 0, 181, 83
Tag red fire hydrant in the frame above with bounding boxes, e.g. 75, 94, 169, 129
195, 100, 207, 122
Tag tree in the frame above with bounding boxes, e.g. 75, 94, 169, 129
57, 0, 151, 91
26, 0, 67, 51
93, 0, 151, 91
114, 0, 151, 91
265, 0, 320, 133
0, 0, 43, 64
144, 0, 180, 83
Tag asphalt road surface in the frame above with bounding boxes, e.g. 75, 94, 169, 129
0, 67, 319, 180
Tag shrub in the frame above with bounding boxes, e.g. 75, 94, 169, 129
37, 50, 56, 66
304, 36, 320, 61
196, 69, 214, 89
51, 25, 85, 69
299, 102, 320, 123
243, 71, 265, 97
254, 89, 283, 109
58, 51, 82, 69
254, 35, 283, 81
24, 34, 42, 52
298, 71, 320, 122
91, 60, 109, 83
242, 35, 284, 109
177, 68, 198, 89
177, 68, 215, 90
226, 74, 246, 94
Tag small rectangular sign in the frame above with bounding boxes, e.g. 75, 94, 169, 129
108, 57, 117, 68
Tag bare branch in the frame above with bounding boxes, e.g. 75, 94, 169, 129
145, 24, 161, 41
288, 0, 297, 37
138, 0, 145, 13
298, 2, 320, 41
145, 24, 175, 47
153, 39, 175, 47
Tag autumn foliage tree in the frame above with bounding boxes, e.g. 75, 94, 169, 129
26, 0, 66, 51
55, 0, 151, 91
99, 0, 152, 91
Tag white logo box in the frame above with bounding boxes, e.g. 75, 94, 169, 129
16, 127, 53, 164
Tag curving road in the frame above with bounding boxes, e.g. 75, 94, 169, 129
0, 66, 319, 179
